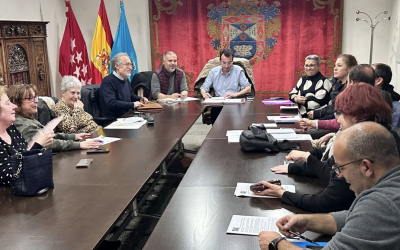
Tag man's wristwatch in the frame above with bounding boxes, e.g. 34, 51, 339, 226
268, 236, 287, 250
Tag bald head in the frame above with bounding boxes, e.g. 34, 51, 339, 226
336, 122, 399, 169
348, 64, 375, 86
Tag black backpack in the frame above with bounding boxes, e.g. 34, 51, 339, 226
239, 126, 300, 153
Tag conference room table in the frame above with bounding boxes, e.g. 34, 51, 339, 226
0, 96, 325, 250
143, 97, 327, 250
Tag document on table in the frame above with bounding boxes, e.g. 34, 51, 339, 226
87, 135, 121, 145
104, 117, 147, 129
157, 97, 199, 103
267, 115, 301, 123
252, 123, 277, 128
280, 105, 299, 110
203, 98, 245, 104
234, 183, 295, 198
227, 215, 280, 235
226, 130, 244, 143
267, 128, 295, 134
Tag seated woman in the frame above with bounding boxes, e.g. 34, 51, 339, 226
52, 76, 100, 133
8, 84, 102, 152
308, 54, 358, 120
0, 85, 54, 187
289, 55, 332, 117
254, 83, 399, 213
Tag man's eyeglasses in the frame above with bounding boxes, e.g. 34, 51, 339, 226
122, 62, 133, 67
221, 61, 233, 66
23, 96, 38, 102
304, 64, 316, 69
332, 159, 374, 175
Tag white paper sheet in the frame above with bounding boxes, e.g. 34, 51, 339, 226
272, 133, 298, 140
226, 130, 244, 136
203, 98, 245, 104
234, 183, 295, 198
252, 123, 278, 128
104, 118, 147, 129
226, 215, 280, 235
86, 135, 121, 145
228, 135, 241, 143
280, 106, 298, 110
267, 129, 295, 134
157, 97, 199, 103
267, 116, 301, 123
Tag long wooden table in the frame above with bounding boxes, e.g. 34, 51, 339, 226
0, 96, 322, 250
142, 97, 326, 250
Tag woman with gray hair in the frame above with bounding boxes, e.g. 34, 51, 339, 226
289, 55, 332, 117
52, 76, 100, 133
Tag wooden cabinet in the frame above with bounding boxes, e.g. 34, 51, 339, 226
0, 21, 51, 96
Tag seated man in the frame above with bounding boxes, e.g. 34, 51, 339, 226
372, 63, 400, 101
99, 52, 148, 119
200, 48, 251, 99
151, 51, 188, 100
259, 122, 400, 250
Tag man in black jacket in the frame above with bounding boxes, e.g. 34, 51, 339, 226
372, 63, 400, 101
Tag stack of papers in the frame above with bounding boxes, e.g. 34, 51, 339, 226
280, 105, 298, 110
226, 130, 243, 143
262, 99, 294, 105
251, 123, 277, 128
267, 128, 298, 140
267, 115, 301, 123
157, 97, 199, 103
203, 97, 245, 104
234, 183, 295, 198
86, 135, 121, 145
227, 215, 280, 235
104, 117, 147, 129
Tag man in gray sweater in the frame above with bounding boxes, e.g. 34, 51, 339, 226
259, 121, 400, 250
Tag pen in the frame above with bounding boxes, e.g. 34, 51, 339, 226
286, 230, 319, 245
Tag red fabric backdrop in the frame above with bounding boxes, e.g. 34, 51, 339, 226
150, 0, 342, 95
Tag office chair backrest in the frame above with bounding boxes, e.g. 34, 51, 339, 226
81, 85, 101, 118
131, 71, 154, 99
36, 97, 59, 126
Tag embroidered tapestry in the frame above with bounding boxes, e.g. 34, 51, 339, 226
150, 0, 343, 95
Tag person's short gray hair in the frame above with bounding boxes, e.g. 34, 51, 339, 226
61, 75, 82, 91
346, 122, 399, 168
163, 51, 176, 61
305, 55, 320, 66
111, 52, 130, 71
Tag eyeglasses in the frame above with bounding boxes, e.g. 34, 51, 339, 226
332, 159, 374, 175
304, 64, 317, 69
122, 62, 133, 67
221, 61, 233, 66
334, 110, 341, 119
23, 96, 38, 102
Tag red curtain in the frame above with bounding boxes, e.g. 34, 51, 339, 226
150, 0, 342, 95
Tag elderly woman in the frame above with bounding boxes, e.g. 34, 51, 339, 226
52, 76, 100, 133
255, 83, 400, 213
0, 85, 53, 187
289, 55, 332, 117
8, 84, 102, 152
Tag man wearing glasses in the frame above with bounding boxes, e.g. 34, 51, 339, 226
99, 53, 148, 119
200, 48, 251, 99
259, 121, 400, 250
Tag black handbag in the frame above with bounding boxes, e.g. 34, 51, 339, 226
11, 149, 54, 196
240, 126, 300, 152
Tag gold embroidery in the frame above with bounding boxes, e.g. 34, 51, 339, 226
153, 0, 183, 21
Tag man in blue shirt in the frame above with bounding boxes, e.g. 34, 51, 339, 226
200, 48, 251, 99
99, 53, 148, 119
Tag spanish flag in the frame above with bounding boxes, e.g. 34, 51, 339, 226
90, 0, 113, 84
